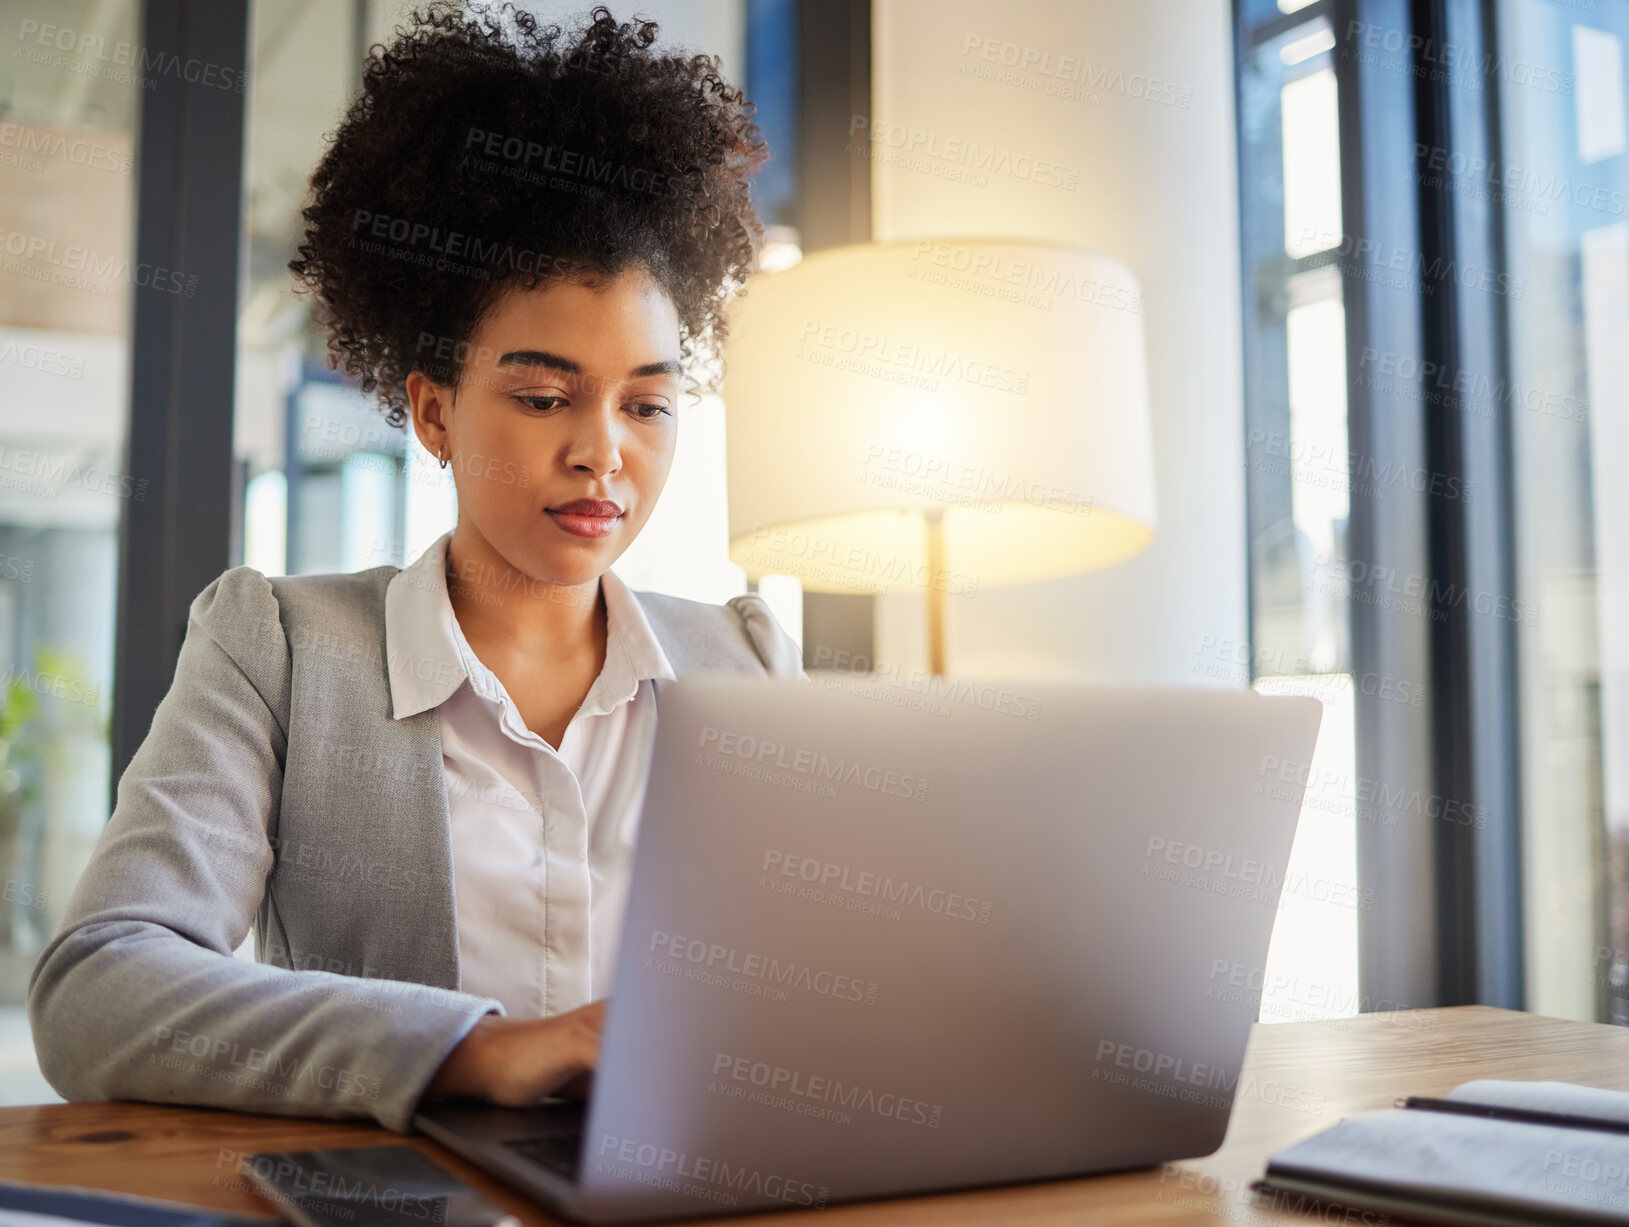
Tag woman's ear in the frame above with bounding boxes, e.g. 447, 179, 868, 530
405, 369, 453, 462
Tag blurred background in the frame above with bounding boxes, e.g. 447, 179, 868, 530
0, 0, 1623, 1106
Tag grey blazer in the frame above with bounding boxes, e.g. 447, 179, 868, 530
27, 563, 806, 1133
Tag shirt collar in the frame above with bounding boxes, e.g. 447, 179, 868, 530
384, 530, 676, 722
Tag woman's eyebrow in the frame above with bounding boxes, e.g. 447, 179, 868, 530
495, 349, 682, 378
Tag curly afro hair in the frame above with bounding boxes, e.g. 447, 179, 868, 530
288, 2, 770, 427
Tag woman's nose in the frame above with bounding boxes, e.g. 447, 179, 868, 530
565, 402, 623, 476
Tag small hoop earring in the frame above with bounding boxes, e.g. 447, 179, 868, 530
439, 451, 449, 470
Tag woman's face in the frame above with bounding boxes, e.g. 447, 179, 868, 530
408, 267, 682, 590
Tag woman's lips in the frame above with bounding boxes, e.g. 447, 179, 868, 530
546, 508, 622, 538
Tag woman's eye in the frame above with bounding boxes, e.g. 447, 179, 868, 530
631, 403, 671, 420
515, 395, 565, 412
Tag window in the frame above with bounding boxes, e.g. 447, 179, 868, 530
1242, 0, 1629, 1022
0, 0, 144, 1102
1492, 0, 1629, 1023
1237, 2, 1365, 1023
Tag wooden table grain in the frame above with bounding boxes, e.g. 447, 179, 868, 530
3, 1006, 1626, 1225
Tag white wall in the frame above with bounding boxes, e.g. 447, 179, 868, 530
870, 0, 1247, 684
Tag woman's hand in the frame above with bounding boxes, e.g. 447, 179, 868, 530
425, 999, 606, 1107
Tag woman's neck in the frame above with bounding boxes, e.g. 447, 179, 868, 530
442, 527, 605, 664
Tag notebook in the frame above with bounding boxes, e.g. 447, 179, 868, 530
0, 1175, 268, 1227
1255, 1079, 1629, 1226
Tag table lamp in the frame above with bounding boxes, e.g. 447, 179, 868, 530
722, 238, 1157, 675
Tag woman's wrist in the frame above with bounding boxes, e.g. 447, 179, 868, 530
426, 1012, 499, 1100
423, 1001, 604, 1107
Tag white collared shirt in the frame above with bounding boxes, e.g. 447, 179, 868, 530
384, 530, 677, 1018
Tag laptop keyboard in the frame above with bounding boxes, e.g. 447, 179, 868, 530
501, 1102, 586, 1182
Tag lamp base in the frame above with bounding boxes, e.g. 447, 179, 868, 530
925, 507, 946, 676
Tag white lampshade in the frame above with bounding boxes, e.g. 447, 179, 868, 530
722, 238, 1157, 594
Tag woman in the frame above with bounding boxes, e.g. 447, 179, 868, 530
27, 2, 803, 1134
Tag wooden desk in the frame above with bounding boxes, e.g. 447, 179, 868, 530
2, 1006, 1626, 1225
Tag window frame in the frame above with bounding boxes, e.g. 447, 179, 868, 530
1233, 0, 1525, 1011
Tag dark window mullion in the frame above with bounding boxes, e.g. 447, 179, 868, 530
1432, 0, 1524, 1008
1332, 0, 1443, 1011
112, 0, 249, 793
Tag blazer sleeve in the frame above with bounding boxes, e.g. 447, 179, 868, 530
27, 566, 504, 1134
726, 593, 809, 681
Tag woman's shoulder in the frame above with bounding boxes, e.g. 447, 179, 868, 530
632, 588, 805, 679
194, 561, 395, 605
190, 563, 397, 662
724, 592, 806, 678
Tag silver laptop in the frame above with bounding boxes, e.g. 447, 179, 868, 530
415, 675, 1323, 1222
